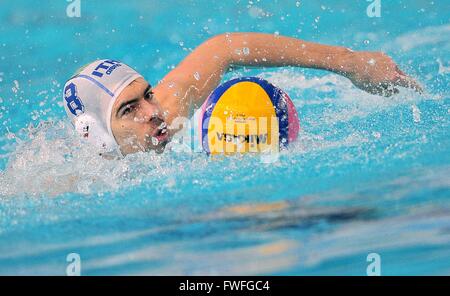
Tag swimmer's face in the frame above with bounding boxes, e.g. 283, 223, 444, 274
111, 78, 170, 155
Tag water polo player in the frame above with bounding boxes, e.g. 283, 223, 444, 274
63, 33, 422, 156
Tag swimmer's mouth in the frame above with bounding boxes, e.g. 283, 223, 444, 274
153, 125, 169, 142
149, 117, 169, 145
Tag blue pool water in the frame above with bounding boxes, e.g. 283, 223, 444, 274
0, 0, 449, 275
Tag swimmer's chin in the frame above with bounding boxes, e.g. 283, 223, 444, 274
153, 141, 168, 154
117, 142, 166, 156
143, 138, 170, 154
119, 134, 171, 156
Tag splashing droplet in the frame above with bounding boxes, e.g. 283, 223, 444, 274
412, 104, 421, 123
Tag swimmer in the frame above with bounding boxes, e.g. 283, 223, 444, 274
63, 33, 422, 156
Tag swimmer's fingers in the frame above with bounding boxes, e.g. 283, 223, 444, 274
354, 81, 398, 97
359, 81, 399, 97
394, 74, 424, 93
377, 83, 400, 97
371, 77, 421, 97
383, 85, 400, 97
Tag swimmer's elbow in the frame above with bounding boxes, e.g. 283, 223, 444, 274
205, 33, 228, 45
205, 33, 246, 48
199, 33, 233, 65
203, 33, 258, 67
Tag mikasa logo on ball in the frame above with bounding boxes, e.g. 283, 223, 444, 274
216, 132, 268, 145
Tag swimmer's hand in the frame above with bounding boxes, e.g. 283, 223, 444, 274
344, 51, 423, 96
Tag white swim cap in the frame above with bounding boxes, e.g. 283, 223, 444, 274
63, 59, 143, 155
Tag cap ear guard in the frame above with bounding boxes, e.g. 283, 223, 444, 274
73, 113, 119, 154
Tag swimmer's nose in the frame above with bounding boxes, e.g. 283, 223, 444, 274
138, 99, 160, 123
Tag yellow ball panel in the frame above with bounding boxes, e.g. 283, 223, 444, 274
207, 82, 279, 154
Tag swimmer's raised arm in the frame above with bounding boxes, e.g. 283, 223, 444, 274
153, 32, 422, 121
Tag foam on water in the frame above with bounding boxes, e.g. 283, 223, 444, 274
0, 121, 173, 197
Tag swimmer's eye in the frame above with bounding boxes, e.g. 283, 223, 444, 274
144, 89, 154, 101
121, 104, 136, 117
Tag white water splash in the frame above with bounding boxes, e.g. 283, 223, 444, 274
412, 104, 421, 123
437, 59, 450, 75
0, 120, 182, 198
